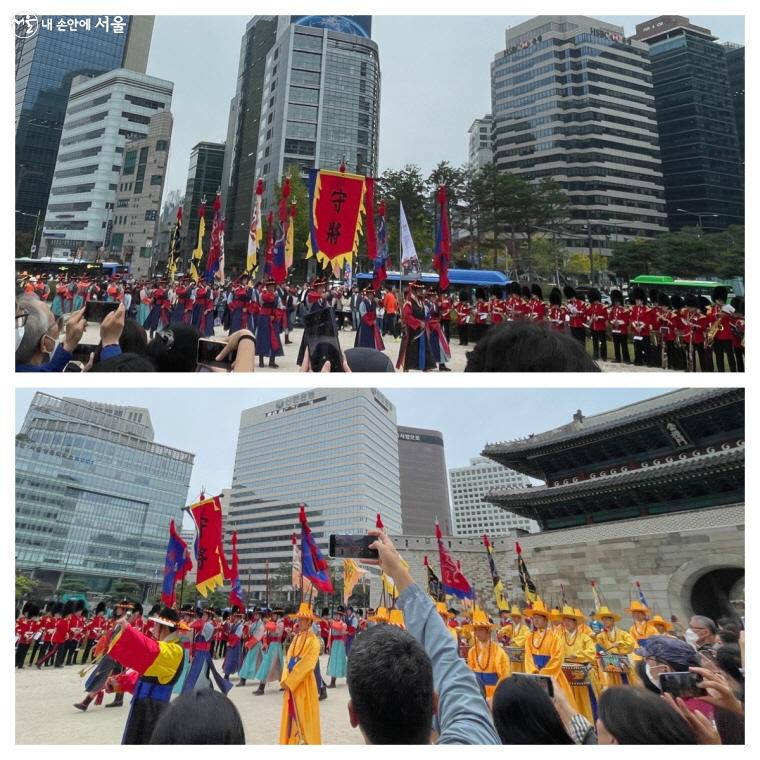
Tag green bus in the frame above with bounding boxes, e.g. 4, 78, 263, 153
628, 275, 735, 301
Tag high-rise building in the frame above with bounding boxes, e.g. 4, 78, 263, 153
15, 15, 154, 238
229, 389, 402, 591
491, 16, 668, 257
397, 427, 452, 535
449, 457, 538, 536
109, 112, 173, 277
467, 115, 493, 171
181, 142, 226, 261
633, 16, 744, 230
223, 15, 381, 272
15, 393, 193, 594
724, 44, 745, 164
39, 68, 173, 258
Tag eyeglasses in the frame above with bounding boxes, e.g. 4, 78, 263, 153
15, 311, 29, 328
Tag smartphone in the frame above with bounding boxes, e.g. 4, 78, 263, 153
84, 300, 119, 323
71, 342, 99, 364
197, 338, 235, 369
304, 307, 344, 372
62, 361, 84, 372
328, 534, 379, 560
659, 671, 707, 699
511, 673, 554, 698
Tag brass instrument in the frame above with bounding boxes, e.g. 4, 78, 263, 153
705, 317, 721, 348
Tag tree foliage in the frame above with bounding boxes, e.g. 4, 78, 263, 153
16, 573, 39, 600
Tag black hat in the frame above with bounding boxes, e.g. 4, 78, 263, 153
45, 600, 55, 613
490, 285, 502, 298
458, 289, 469, 303
509, 281, 522, 296
671, 295, 684, 309
731, 297, 744, 313
632, 287, 646, 303
657, 291, 671, 308
95, 601, 107, 615
75, 599, 86, 613
610, 289, 623, 305
589, 288, 602, 303
649, 289, 659, 304
475, 287, 486, 300
712, 285, 728, 303
448, 608, 459, 616
149, 606, 187, 630
335, 605, 346, 614
63, 601, 76, 616
321, 607, 330, 617
53, 602, 64, 616
684, 294, 698, 309
27, 603, 40, 617
563, 285, 576, 300
521, 285, 531, 299
132, 602, 144, 616
222, 610, 229, 620
531, 283, 543, 300
148, 603, 161, 617
698, 295, 711, 313
549, 288, 562, 306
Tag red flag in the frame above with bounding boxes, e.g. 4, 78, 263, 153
160, 520, 192, 607
433, 185, 451, 291
376, 513, 384, 530
365, 178, 377, 261
189, 495, 227, 597
299, 505, 333, 593
435, 521, 473, 600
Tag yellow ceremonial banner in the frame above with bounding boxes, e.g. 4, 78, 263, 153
285, 212, 294, 270
381, 557, 409, 599
343, 559, 367, 604
190, 214, 205, 283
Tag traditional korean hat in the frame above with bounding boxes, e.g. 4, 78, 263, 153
149, 606, 190, 631
410, 281, 425, 291
435, 602, 453, 618
372, 606, 390, 623
592, 606, 622, 623
552, 605, 585, 623
294, 602, 317, 621
509, 604, 523, 617
625, 600, 650, 615
523, 597, 551, 618
388, 608, 405, 628
471, 608, 496, 629
649, 614, 673, 631
264, 277, 276, 286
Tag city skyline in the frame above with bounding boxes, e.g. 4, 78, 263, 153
16, 388, 672, 512
144, 15, 744, 199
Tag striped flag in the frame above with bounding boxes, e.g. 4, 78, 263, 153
515, 542, 537, 604
483, 534, 510, 611
291, 533, 313, 594
246, 179, 263, 276
423, 555, 445, 602
636, 581, 649, 608
591, 580, 603, 612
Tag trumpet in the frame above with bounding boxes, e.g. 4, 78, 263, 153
705, 316, 722, 348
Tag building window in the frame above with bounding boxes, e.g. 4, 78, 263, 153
156, 140, 169, 151
123, 150, 137, 175
145, 210, 157, 221
150, 175, 162, 185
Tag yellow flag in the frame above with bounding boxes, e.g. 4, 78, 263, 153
343, 559, 367, 604
285, 216, 294, 270
190, 214, 205, 283
381, 557, 409, 599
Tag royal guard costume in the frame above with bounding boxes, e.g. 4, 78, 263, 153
426, 290, 451, 370
503, 282, 522, 322
279, 603, 322, 745
439, 289, 453, 342
396, 282, 435, 371
488, 291, 505, 327
629, 287, 654, 366
498, 605, 528, 674
66, 600, 87, 665
222, 608, 245, 679
681, 294, 711, 372
326, 608, 348, 687
709, 286, 737, 372
192, 282, 215, 337
436, 602, 459, 642
296, 277, 331, 365
586, 288, 608, 361
547, 289, 566, 332
254, 612, 285, 694
182, 609, 231, 694
731, 297, 745, 372
106, 606, 188, 744
626, 600, 659, 670
607, 290, 630, 363
471, 288, 491, 343
52, 280, 67, 316
650, 615, 675, 637
172, 605, 196, 694
466, 609, 509, 699
653, 292, 676, 370
73, 279, 88, 311
554, 606, 601, 723
227, 275, 253, 333
592, 606, 635, 688
143, 283, 171, 334
528, 284, 546, 322
255, 278, 285, 367
522, 598, 577, 707
238, 610, 265, 686
106, 278, 123, 303
564, 285, 587, 345
355, 288, 385, 350
36, 602, 56, 666
16, 604, 39, 669
171, 280, 193, 324
455, 291, 473, 346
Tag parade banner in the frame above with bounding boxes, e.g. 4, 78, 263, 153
373, 200, 389, 290
343, 559, 367, 604
188, 495, 227, 597
483, 534, 510, 611
399, 201, 418, 270
291, 533, 313, 595
364, 177, 377, 261
229, 532, 245, 610
433, 185, 451, 291
246, 179, 264, 276
160, 520, 193, 607
286, 200, 297, 271
272, 178, 291, 284
591, 580, 603, 612
306, 168, 366, 272
435, 521, 473, 600
516, 542, 538, 604
203, 192, 223, 282
299, 505, 333, 593
166, 206, 182, 281
189, 201, 206, 283
263, 212, 275, 278
635, 581, 649, 608
423, 555, 445, 602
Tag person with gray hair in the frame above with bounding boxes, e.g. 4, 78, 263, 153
688, 615, 718, 657
15, 297, 86, 372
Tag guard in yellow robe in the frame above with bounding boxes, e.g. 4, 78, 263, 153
436, 602, 458, 642
498, 605, 528, 674
592, 606, 635, 688
626, 600, 659, 657
522, 598, 576, 708
554, 606, 601, 722
279, 603, 321, 745
466, 609, 509, 699
650, 614, 675, 636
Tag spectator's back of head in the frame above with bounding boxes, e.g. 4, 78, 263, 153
465, 322, 600, 372
146, 323, 200, 372
149, 689, 245, 744
597, 686, 697, 744
344, 347, 395, 372
491, 676, 573, 744
347, 624, 434, 744
89, 353, 156, 372
118, 317, 148, 356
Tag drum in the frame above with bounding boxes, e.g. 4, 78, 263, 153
601, 653, 630, 674
562, 662, 591, 685
505, 646, 525, 663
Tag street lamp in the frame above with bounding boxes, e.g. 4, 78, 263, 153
676, 209, 719, 234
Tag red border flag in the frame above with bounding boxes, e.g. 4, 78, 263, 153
433, 186, 451, 291
435, 521, 473, 600
188, 495, 227, 597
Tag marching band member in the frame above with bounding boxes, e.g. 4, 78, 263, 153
326, 606, 349, 688
607, 289, 630, 363
564, 285, 587, 347
629, 287, 653, 366
709, 285, 737, 372
586, 289, 608, 361
681, 294, 710, 372
355, 287, 385, 351
426, 288, 451, 371
255, 278, 285, 368
254, 609, 285, 695
466, 609, 509, 699
454, 290, 472, 346
529, 284, 546, 322
731, 297, 745, 372
397, 282, 435, 371
238, 609, 265, 687
592, 605, 635, 688
548, 288, 567, 332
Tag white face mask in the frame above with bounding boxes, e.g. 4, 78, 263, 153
685, 628, 700, 648
645, 663, 662, 690
15, 324, 25, 351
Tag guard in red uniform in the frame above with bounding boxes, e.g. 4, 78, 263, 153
82, 602, 107, 663
710, 286, 737, 372
564, 285, 587, 346
528, 284, 546, 322
439, 289, 453, 342
587, 288, 608, 361
607, 290, 630, 363
471, 288, 491, 344
629, 287, 653, 366
681, 294, 710, 372
730, 297, 744, 372
548, 288, 566, 331
455, 291, 473, 346
489, 288, 505, 326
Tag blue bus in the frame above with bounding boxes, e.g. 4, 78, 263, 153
356, 269, 512, 297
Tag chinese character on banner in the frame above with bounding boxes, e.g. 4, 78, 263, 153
306, 169, 367, 272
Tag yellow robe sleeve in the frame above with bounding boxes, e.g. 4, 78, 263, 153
537, 633, 566, 677
494, 645, 510, 681
566, 633, 596, 664
143, 640, 184, 684
280, 633, 320, 691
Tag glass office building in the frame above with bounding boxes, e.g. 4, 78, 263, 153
634, 17, 744, 230
230, 389, 402, 582
491, 16, 668, 255
15, 15, 154, 236
16, 393, 193, 594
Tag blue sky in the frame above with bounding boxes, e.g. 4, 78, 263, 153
16, 387, 671, 504
145, 15, 745, 199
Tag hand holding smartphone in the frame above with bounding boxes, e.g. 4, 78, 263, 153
197, 338, 236, 370
84, 301, 119, 323
329, 534, 379, 560
304, 307, 344, 372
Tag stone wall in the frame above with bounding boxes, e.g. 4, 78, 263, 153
383, 505, 744, 623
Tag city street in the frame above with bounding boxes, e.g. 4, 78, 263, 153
15, 654, 358, 744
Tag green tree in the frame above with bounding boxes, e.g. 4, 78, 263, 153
58, 579, 89, 595
275, 164, 310, 275
16, 573, 39, 600
110, 580, 142, 601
